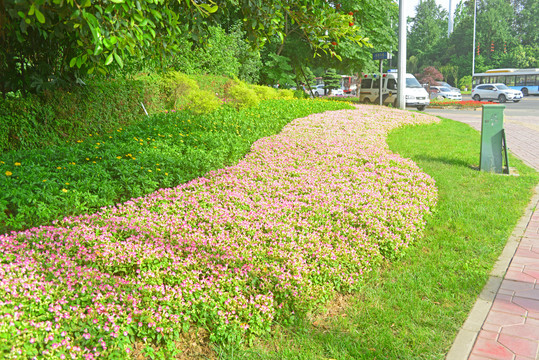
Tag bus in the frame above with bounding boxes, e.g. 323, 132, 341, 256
472, 68, 539, 96
341, 75, 358, 95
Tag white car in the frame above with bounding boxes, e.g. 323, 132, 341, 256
312, 84, 325, 97
330, 88, 344, 96
436, 81, 461, 93
430, 86, 462, 100
471, 83, 523, 103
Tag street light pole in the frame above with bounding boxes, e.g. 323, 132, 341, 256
397, 0, 406, 109
472, 0, 477, 78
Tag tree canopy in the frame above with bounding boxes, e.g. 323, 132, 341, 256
1, 0, 397, 95
407, 0, 539, 85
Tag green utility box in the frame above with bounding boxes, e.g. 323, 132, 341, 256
480, 104, 508, 174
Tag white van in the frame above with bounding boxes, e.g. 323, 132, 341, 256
359, 72, 430, 110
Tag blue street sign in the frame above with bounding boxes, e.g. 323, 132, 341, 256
372, 52, 392, 60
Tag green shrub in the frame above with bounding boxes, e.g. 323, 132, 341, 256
191, 74, 230, 98
458, 75, 472, 91
276, 89, 295, 99
0, 78, 162, 154
159, 71, 199, 110
227, 82, 260, 110
184, 89, 222, 114
294, 89, 307, 99
250, 84, 279, 100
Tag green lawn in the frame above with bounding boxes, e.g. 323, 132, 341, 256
215, 117, 539, 359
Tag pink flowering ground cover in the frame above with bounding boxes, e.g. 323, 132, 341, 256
0, 105, 439, 359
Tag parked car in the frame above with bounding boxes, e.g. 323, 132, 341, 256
359, 72, 430, 110
429, 85, 462, 100
330, 88, 344, 96
471, 83, 523, 103
435, 81, 461, 93
312, 84, 325, 97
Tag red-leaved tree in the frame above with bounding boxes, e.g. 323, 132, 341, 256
416, 66, 443, 86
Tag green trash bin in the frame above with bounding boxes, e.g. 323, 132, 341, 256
480, 104, 508, 174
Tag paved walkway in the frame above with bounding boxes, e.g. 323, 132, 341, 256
423, 107, 539, 359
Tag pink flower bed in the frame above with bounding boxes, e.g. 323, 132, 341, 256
0, 105, 439, 357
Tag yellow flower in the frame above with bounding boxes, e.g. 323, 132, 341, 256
65, 183, 70, 185
43, 179, 47, 182
77, 140, 83, 143
116, 156, 122, 159
5, 171, 12, 176
62, 189, 68, 193
148, 169, 152, 172
165, 173, 168, 176
57, 167, 62, 170
0, 161, 4, 164
86, 158, 90, 161
157, 168, 161, 171
14, 162, 21, 166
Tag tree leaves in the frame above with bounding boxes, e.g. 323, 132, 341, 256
113, 53, 124, 68
2, 0, 217, 94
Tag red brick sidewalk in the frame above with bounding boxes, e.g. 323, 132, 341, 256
469, 209, 539, 359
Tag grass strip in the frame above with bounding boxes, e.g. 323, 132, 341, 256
217, 117, 539, 359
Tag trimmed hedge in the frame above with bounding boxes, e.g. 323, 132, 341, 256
0, 74, 304, 155
0, 78, 163, 154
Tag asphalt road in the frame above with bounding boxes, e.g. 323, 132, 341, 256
422, 95, 539, 171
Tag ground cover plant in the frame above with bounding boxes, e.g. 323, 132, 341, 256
0, 105, 440, 359
217, 117, 539, 359
0, 99, 352, 233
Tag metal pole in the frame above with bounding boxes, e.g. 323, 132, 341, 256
472, 0, 477, 78
397, 0, 406, 109
379, 60, 383, 106
448, 0, 453, 37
